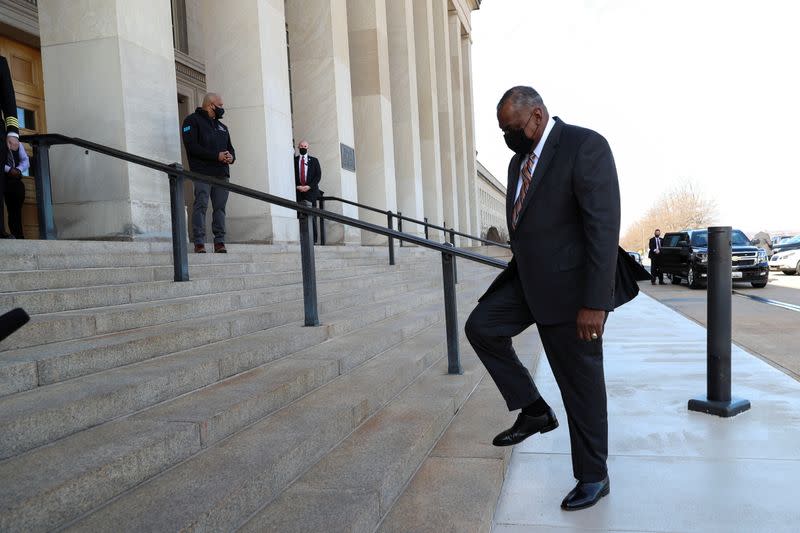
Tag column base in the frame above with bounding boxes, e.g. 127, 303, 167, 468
688, 396, 751, 417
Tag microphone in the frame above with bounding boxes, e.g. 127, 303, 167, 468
0, 308, 30, 343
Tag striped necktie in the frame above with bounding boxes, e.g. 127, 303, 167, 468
512, 152, 536, 229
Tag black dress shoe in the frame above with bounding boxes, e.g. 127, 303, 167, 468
561, 476, 610, 511
492, 408, 558, 447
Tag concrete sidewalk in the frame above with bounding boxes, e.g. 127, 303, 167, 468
493, 292, 800, 533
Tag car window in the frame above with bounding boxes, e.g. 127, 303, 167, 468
731, 230, 751, 246
783, 235, 800, 245
663, 234, 682, 247
690, 232, 708, 247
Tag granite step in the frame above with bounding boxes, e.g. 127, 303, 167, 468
0, 241, 433, 271
0, 288, 479, 533
0, 259, 436, 315
0, 251, 431, 293
0, 275, 491, 459
0, 260, 440, 351
0, 265, 453, 396
57, 285, 489, 532
241, 342, 487, 533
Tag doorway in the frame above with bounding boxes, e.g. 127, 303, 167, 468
1, 35, 45, 239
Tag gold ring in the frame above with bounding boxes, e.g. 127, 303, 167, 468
590, 332, 598, 340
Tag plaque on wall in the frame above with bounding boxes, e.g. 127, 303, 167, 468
340, 143, 356, 172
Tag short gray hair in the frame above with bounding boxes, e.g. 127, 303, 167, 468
497, 86, 544, 112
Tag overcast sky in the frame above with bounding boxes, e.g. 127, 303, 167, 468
471, 0, 800, 236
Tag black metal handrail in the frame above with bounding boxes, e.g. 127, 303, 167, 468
21, 133, 507, 375
321, 195, 510, 250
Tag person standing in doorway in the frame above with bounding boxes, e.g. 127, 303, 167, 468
648, 229, 664, 285
294, 140, 322, 243
181, 92, 235, 253
1, 55, 20, 239
465, 86, 620, 511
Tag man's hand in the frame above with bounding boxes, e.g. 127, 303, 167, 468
218, 151, 233, 163
6, 136, 19, 151
296, 185, 310, 192
654, 249, 660, 254
577, 307, 606, 342
8, 168, 21, 178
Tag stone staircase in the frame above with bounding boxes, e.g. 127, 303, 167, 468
0, 240, 517, 532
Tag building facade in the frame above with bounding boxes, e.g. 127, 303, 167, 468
476, 159, 506, 242
0, 0, 481, 244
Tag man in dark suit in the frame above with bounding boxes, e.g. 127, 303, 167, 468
294, 140, 322, 243
648, 229, 664, 284
1, 55, 21, 239
465, 86, 620, 511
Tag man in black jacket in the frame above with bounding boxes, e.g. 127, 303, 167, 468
1, 55, 20, 239
182, 92, 235, 253
294, 140, 322, 243
648, 229, 664, 284
465, 86, 620, 511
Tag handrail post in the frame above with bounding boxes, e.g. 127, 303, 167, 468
318, 197, 326, 246
168, 163, 189, 282
31, 140, 57, 239
387, 211, 395, 265
424, 217, 429, 240
442, 245, 462, 374
449, 228, 458, 284
397, 211, 403, 247
299, 201, 320, 326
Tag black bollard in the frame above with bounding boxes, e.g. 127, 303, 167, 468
688, 226, 750, 417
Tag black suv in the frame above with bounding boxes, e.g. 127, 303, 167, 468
658, 229, 769, 289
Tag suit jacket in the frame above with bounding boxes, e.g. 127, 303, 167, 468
648, 236, 663, 259
480, 117, 622, 325
294, 155, 322, 202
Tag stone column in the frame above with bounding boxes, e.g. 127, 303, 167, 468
462, 33, 479, 241
412, 0, 444, 241
38, 0, 181, 240
432, 0, 459, 237
386, 0, 425, 235
449, 12, 470, 245
285, 0, 360, 244
347, 0, 398, 245
199, 0, 297, 243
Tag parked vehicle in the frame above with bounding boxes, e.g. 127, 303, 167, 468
628, 251, 642, 265
771, 234, 800, 256
659, 229, 769, 289
770, 248, 800, 275
771, 234, 796, 247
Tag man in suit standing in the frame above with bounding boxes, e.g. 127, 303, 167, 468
1, 55, 20, 239
294, 140, 322, 243
465, 86, 620, 511
648, 229, 664, 285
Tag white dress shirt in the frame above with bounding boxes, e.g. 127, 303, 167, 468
515, 116, 556, 202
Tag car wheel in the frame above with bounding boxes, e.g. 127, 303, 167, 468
751, 281, 767, 288
687, 267, 704, 289
783, 269, 797, 276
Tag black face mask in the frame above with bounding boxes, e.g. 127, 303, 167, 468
299, 148, 308, 155
213, 105, 224, 120
503, 111, 536, 154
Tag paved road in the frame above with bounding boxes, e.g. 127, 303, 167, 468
640, 271, 800, 380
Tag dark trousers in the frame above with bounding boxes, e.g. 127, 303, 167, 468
3, 176, 24, 238
465, 273, 609, 482
192, 178, 229, 244
650, 254, 663, 283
